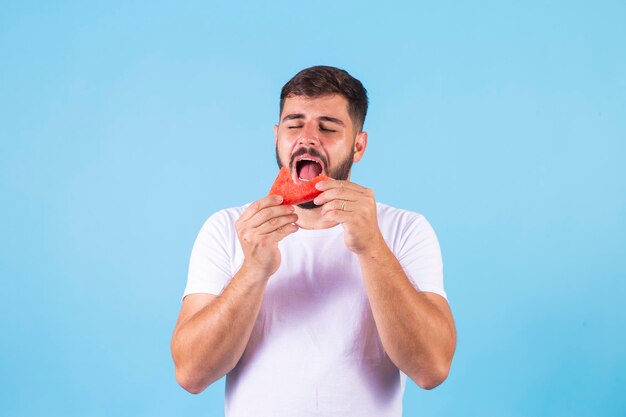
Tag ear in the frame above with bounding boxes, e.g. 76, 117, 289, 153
353, 131, 368, 163
274, 124, 279, 146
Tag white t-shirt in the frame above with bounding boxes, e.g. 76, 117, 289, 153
184, 202, 446, 417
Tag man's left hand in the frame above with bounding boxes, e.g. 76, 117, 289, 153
313, 180, 384, 255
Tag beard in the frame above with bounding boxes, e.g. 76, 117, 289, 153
275, 145, 355, 210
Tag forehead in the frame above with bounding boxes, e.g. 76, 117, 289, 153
281, 94, 351, 122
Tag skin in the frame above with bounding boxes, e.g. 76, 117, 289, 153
171, 93, 456, 394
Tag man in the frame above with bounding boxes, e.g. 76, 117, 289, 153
171, 66, 456, 416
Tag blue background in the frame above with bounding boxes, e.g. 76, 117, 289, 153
1, 1, 624, 416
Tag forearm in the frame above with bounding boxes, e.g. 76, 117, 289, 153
358, 240, 456, 389
171, 265, 268, 393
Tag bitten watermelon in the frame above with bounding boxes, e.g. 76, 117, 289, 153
269, 167, 329, 205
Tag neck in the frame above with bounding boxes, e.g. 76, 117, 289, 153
294, 205, 338, 230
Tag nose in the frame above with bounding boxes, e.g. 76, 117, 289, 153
297, 123, 320, 147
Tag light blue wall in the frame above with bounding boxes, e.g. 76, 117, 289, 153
1, 1, 624, 416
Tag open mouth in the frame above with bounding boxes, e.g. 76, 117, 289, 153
293, 155, 324, 183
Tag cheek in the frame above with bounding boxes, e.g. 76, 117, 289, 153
325, 142, 346, 162
275, 137, 293, 165
277, 130, 295, 146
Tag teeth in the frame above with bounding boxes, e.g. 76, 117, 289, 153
299, 177, 310, 182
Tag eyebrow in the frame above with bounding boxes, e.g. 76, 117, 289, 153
282, 113, 345, 127
282, 113, 305, 122
319, 116, 345, 126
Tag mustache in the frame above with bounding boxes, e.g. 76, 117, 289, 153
289, 147, 328, 169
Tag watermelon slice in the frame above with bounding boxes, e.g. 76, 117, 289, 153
269, 167, 330, 205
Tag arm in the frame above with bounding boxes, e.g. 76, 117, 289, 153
357, 243, 456, 389
171, 195, 298, 394
314, 181, 456, 389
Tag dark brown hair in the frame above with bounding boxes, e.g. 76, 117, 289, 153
280, 66, 369, 132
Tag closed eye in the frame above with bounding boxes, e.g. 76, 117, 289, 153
320, 126, 336, 132
288, 125, 303, 129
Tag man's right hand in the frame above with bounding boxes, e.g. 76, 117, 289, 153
173, 196, 298, 393
235, 195, 299, 279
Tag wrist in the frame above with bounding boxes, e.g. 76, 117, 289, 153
356, 233, 389, 259
238, 261, 273, 285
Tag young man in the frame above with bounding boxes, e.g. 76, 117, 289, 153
171, 66, 456, 416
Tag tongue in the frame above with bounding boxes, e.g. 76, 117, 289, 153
299, 161, 322, 180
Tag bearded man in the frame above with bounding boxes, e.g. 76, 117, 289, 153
171, 65, 456, 417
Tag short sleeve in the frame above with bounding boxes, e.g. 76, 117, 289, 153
183, 210, 236, 298
396, 214, 447, 300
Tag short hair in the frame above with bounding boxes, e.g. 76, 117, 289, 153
280, 65, 368, 132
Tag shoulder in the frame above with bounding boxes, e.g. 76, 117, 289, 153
376, 202, 439, 250
201, 203, 251, 227
194, 203, 251, 241
376, 202, 427, 229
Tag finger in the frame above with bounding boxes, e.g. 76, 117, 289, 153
313, 188, 363, 206
256, 213, 299, 235
247, 204, 295, 229
320, 199, 354, 216
240, 195, 284, 222
321, 208, 351, 224
265, 222, 299, 242
315, 179, 365, 192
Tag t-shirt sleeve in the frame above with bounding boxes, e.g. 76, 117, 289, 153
396, 214, 447, 300
183, 210, 236, 298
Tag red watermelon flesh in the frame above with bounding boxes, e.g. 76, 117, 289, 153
269, 167, 330, 205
